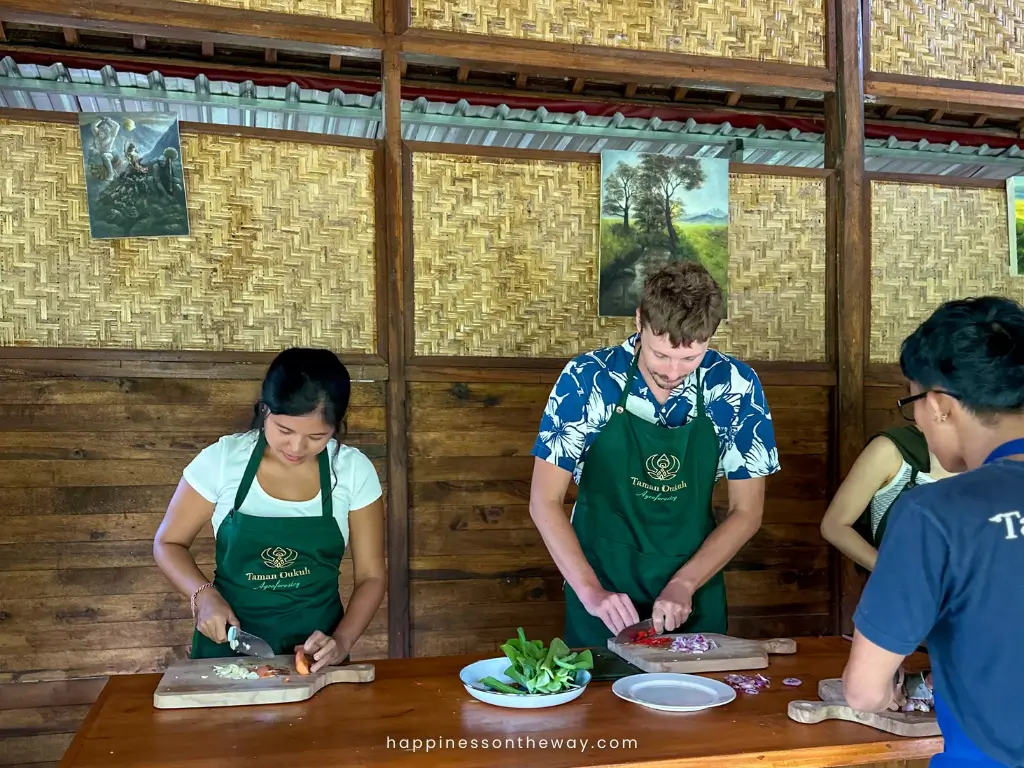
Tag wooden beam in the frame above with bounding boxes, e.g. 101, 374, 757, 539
867, 73, 1024, 115
971, 113, 988, 128
829, 0, 869, 635
1018, 118, 1024, 136
131, 34, 146, 51
264, 48, 278, 64
882, 105, 900, 119
328, 54, 342, 71
201, 41, 214, 57
672, 86, 688, 101
382, 47, 410, 660
515, 72, 528, 89
624, 82, 638, 98
455, 65, 470, 83
62, 27, 79, 45
784, 96, 799, 110
398, 30, 835, 97
0, 21, 7, 43
926, 109, 943, 123
571, 77, 585, 94
0, 0, 384, 58
726, 91, 741, 107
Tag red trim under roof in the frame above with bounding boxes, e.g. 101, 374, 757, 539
3, 48, 1021, 150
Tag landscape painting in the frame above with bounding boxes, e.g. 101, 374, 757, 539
598, 151, 729, 318
79, 112, 190, 239
1009, 176, 1024, 276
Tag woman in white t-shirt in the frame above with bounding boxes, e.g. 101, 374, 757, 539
154, 348, 386, 673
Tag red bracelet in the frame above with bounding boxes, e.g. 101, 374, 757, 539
190, 582, 213, 619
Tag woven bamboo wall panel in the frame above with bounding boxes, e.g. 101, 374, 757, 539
871, 0, 1023, 85
409, 0, 826, 66
411, 153, 826, 361
172, 0, 373, 21
0, 120, 377, 352
870, 182, 1015, 363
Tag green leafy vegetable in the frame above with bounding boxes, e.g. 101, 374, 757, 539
480, 627, 593, 695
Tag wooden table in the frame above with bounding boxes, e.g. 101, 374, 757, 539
58, 637, 942, 768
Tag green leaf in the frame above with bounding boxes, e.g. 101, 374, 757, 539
573, 649, 594, 670
480, 676, 523, 694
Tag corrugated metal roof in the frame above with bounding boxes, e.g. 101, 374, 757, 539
2, 56, 1022, 178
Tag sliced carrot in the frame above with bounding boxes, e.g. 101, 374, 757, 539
295, 649, 310, 676
256, 665, 275, 678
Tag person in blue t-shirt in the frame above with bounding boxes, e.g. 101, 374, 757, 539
842, 296, 1024, 768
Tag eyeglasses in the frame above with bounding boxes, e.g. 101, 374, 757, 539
896, 390, 960, 421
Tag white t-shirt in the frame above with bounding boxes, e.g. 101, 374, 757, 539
182, 431, 383, 546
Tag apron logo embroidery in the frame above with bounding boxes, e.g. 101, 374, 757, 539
261, 547, 299, 570
645, 453, 681, 482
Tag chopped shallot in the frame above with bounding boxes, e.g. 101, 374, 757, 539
783, 677, 802, 686
670, 634, 717, 654
724, 673, 770, 694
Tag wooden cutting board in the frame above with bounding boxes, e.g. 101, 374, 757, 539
787, 678, 940, 737
153, 655, 375, 710
606, 633, 797, 673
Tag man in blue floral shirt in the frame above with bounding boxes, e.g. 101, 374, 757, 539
530, 262, 780, 647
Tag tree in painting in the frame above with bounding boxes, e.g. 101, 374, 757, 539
599, 151, 729, 317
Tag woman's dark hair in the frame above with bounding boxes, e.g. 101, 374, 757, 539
899, 296, 1024, 417
250, 348, 351, 445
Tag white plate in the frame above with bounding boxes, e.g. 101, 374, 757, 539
612, 673, 736, 712
459, 657, 591, 709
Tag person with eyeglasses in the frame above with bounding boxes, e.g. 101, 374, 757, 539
842, 296, 1024, 768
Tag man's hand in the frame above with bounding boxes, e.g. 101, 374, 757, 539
579, 585, 640, 635
652, 579, 694, 633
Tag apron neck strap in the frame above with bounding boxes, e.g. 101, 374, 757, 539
233, 431, 266, 512
984, 437, 1024, 465
318, 447, 333, 518
618, 347, 642, 409
620, 343, 706, 416
232, 430, 334, 518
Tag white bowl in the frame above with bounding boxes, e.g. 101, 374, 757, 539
459, 657, 591, 709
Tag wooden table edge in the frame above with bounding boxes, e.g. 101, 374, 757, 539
590, 738, 944, 768
58, 676, 114, 768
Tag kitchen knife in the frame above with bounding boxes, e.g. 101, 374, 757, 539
227, 626, 275, 659
613, 618, 660, 646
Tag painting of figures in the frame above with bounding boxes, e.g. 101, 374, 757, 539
79, 112, 189, 239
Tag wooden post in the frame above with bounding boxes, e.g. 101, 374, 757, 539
382, 44, 411, 658
828, 0, 869, 634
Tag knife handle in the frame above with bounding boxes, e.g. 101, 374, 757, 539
758, 638, 797, 655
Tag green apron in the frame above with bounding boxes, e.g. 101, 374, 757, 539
190, 431, 346, 659
563, 348, 725, 648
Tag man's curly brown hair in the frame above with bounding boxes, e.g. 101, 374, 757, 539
639, 262, 723, 346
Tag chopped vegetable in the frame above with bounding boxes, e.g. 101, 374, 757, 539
670, 634, 717, 654
295, 649, 310, 676
479, 627, 593, 695
724, 673, 771, 694
783, 677, 802, 686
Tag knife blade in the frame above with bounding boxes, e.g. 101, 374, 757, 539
613, 618, 660, 646
227, 626, 275, 659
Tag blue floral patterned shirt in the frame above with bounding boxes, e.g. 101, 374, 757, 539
531, 333, 781, 484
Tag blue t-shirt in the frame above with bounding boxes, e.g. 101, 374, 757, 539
530, 333, 780, 484
854, 459, 1024, 767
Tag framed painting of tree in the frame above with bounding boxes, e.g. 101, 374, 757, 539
598, 151, 729, 317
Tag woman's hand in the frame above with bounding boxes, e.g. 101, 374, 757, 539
194, 588, 240, 644
298, 630, 350, 674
